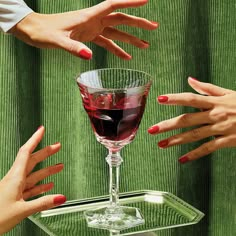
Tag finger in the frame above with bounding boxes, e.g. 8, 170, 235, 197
102, 27, 149, 49
11, 126, 45, 175
25, 163, 64, 190
23, 182, 54, 200
157, 124, 223, 149
102, 12, 158, 30
157, 92, 214, 109
178, 136, 233, 163
93, 35, 132, 60
25, 194, 67, 216
27, 142, 61, 175
88, 0, 149, 17
148, 111, 214, 135
188, 77, 233, 96
58, 37, 93, 59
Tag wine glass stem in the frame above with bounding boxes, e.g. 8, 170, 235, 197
106, 150, 123, 208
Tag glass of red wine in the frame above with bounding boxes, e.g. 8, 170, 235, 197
76, 68, 152, 232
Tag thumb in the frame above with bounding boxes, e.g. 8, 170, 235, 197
188, 77, 233, 96
26, 195, 66, 216
59, 37, 93, 60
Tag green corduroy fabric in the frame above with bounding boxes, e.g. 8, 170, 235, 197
0, 0, 235, 235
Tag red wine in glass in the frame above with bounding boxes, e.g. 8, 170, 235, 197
83, 92, 147, 146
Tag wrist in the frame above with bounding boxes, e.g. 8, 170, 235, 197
9, 12, 45, 46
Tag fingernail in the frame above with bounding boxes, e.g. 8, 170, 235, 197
178, 156, 189, 164
148, 126, 160, 134
37, 125, 43, 130
158, 96, 168, 103
53, 142, 60, 145
151, 21, 158, 26
125, 54, 132, 60
140, 40, 149, 49
56, 163, 63, 166
158, 139, 169, 148
78, 49, 92, 60
141, 40, 149, 45
53, 195, 67, 205
189, 77, 199, 81
46, 182, 54, 190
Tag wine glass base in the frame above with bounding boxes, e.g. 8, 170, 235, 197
84, 206, 145, 231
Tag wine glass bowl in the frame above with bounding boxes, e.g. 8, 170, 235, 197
77, 68, 152, 231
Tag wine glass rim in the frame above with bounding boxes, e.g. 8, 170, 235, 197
75, 68, 153, 90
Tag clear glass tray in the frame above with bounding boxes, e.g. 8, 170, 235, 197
29, 190, 204, 236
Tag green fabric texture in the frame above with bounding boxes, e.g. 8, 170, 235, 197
0, 0, 235, 235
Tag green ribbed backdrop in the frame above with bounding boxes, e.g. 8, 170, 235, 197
0, 0, 235, 235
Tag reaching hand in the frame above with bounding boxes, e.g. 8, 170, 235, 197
0, 126, 66, 234
9, 0, 158, 60
148, 77, 236, 163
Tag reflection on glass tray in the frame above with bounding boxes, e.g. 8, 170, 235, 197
29, 190, 204, 236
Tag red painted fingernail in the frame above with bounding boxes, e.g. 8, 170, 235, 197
55, 163, 63, 166
148, 126, 160, 134
54, 142, 60, 145
140, 40, 149, 48
46, 182, 54, 190
151, 21, 158, 26
140, 40, 149, 49
158, 139, 169, 148
141, 40, 149, 45
53, 195, 67, 205
189, 77, 199, 81
158, 96, 168, 103
178, 156, 189, 164
37, 125, 43, 130
125, 54, 132, 60
78, 49, 92, 60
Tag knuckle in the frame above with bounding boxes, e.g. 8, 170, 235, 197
45, 146, 51, 157
226, 135, 236, 147
79, 10, 90, 20
178, 114, 191, 125
68, 42, 78, 54
40, 199, 50, 211
26, 179, 35, 189
168, 135, 184, 146
186, 93, 197, 103
113, 12, 123, 18
105, 39, 114, 48
113, 12, 125, 21
190, 128, 201, 139
18, 145, 30, 155
201, 143, 214, 155
217, 120, 235, 133
47, 166, 54, 176
212, 109, 228, 121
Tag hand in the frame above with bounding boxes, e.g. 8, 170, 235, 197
0, 126, 66, 234
148, 77, 236, 163
9, 0, 158, 60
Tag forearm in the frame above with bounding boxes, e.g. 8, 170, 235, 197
0, 0, 33, 32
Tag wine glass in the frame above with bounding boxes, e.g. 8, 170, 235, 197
76, 68, 152, 231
